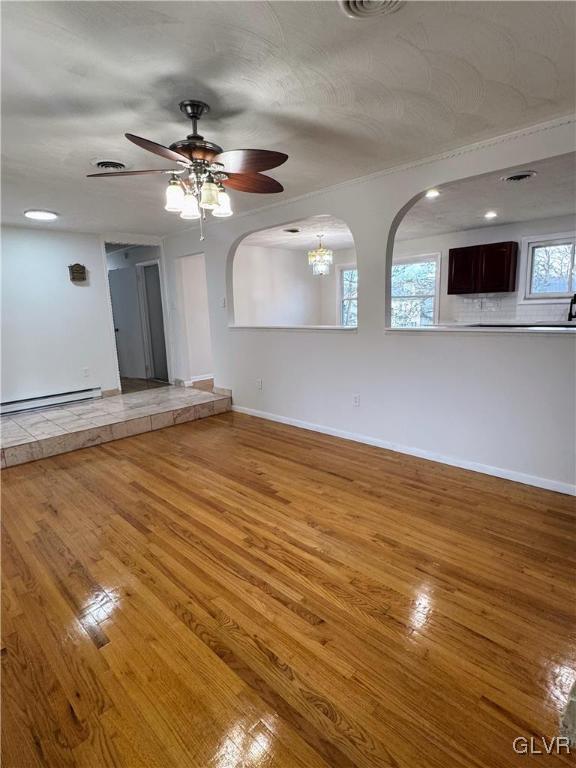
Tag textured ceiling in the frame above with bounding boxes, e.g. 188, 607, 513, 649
396, 152, 576, 240
2, 1, 575, 236
242, 215, 354, 250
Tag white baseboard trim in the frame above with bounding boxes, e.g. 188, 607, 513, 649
174, 375, 214, 387
232, 406, 575, 496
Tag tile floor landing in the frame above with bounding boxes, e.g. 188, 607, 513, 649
1, 386, 231, 468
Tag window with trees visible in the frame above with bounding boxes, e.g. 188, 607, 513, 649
340, 268, 358, 326
526, 236, 576, 298
391, 256, 439, 327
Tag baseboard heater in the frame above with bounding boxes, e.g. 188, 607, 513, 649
1, 387, 102, 414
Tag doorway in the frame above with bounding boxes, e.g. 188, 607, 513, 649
106, 244, 169, 394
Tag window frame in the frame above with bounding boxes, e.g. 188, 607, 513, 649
338, 264, 358, 327
390, 252, 441, 328
520, 232, 576, 304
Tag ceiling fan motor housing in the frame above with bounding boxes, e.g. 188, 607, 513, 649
170, 137, 223, 163
171, 100, 223, 162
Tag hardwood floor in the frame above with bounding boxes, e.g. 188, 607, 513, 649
2, 412, 574, 767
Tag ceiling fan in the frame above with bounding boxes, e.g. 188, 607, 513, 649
87, 100, 288, 238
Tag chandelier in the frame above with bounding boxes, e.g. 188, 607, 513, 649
308, 234, 333, 276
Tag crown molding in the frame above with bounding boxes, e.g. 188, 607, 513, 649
161, 114, 576, 240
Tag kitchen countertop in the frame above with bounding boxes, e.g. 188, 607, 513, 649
230, 324, 576, 334
386, 323, 576, 334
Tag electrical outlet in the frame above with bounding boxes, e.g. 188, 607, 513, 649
352, 393, 360, 407
256, 378, 263, 391
220, 296, 226, 308
83, 367, 90, 378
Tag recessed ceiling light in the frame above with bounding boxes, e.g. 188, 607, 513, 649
484, 210, 498, 220
425, 189, 440, 199
24, 209, 59, 221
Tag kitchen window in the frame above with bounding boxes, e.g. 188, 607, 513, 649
525, 234, 576, 299
391, 255, 440, 327
340, 267, 358, 326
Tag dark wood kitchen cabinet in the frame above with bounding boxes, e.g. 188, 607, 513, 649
447, 245, 481, 294
447, 241, 518, 294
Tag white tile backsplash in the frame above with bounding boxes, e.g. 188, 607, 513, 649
452, 293, 569, 324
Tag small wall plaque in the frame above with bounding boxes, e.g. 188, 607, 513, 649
68, 263, 87, 282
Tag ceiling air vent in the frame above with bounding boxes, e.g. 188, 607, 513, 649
284, 228, 300, 233
502, 170, 537, 183
339, 0, 406, 19
95, 160, 126, 170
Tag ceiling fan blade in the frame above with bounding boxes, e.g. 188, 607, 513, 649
223, 173, 283, 193
125, 133, 190, 165
87, 169, 180, 177
214, 149, 288, 174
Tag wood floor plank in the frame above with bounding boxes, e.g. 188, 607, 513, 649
2, 412, 574, 767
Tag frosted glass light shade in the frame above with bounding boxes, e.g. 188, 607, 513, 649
165, 180, 184, 212
312, 261, 330, 276
200, 181, 219, 209
180, 193, 200, 220
212, 191, 233, 218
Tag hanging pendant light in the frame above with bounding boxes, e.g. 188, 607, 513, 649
164, 177, 185, 212
212, 189, 233, 218
307, 234, 333, 275
180, 192, 200, 219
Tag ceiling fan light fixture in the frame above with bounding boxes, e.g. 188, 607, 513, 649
200, 180, 219, 209
88, 99, 287, 240
212, 190, 233, 218
180, 192, 200, 220
165, 178, 185, 212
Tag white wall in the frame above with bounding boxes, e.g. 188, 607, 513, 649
106, 244, 160, 270
233, 244, 356, 326
161, 118, 576, 493
1, 226, 119, 401
176, 253, 213, 381
393, 214, 576, 324
234, 244, 321, 326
